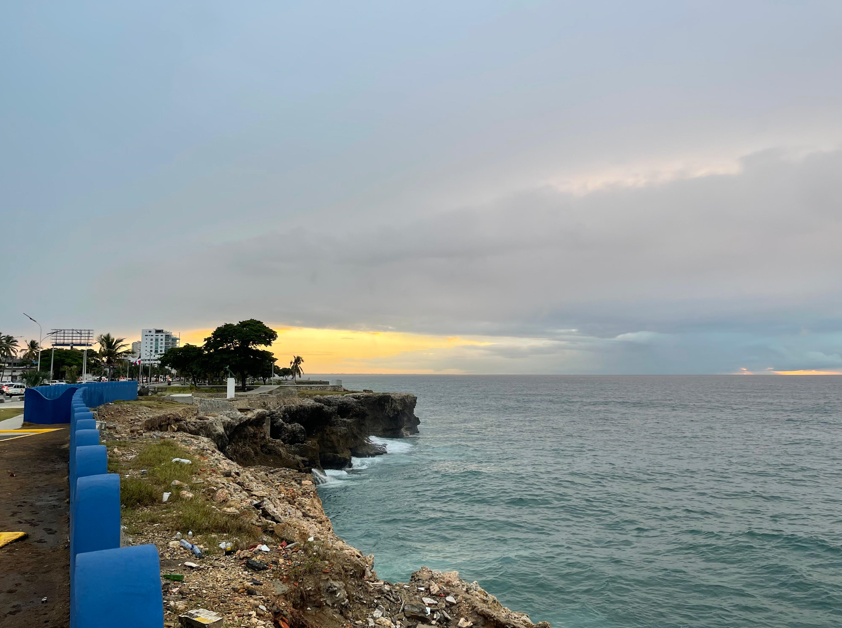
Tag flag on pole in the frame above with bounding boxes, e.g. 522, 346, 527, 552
134, 356, 142, 365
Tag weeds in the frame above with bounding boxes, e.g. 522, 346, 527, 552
109, 438, 261, 546
121, 477, 159, 508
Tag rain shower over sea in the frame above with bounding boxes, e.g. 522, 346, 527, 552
315, 375, 842, 628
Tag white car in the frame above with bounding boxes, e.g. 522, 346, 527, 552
3, 383, 26, 397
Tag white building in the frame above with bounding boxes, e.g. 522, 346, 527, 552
140, 329, 179, 364
130, 341, 141, 360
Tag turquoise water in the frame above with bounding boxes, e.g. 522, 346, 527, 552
315, 376, 842, 627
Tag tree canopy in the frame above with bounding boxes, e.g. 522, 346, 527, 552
202, 319, 278, 390
159, 344, 207, 387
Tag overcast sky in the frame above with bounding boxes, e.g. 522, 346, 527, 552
3, 1, 842, 374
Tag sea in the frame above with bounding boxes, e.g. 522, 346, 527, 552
313, 375, 842, 628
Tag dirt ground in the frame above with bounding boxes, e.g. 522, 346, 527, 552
0, 428, 70, 628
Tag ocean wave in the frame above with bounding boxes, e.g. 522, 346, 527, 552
370, 436, 415, 454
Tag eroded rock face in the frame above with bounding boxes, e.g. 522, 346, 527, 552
152, 393, 419, 471
269, 393, 419, 469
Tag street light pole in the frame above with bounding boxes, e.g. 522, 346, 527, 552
23, 313, 42, 373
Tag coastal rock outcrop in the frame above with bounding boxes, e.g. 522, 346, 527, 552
140, 393, 419, 471
101, 394, 549, 628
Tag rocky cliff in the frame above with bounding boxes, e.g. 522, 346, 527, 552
98, 394, 550, 628
141, 393, 420, 471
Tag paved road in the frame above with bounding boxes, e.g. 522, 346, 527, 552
0, 428, 70, 627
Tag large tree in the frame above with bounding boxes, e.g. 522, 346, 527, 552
159, 344, 207, 387
97, 333, 130, 380
43, 348, 100, 381
203, 319, 278, 390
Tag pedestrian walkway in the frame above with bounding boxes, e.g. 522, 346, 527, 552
0, 429, 61, 442
0, 428, 70, 627
238, 384, 281, 396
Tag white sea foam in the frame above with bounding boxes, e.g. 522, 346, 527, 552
311, 469, 329, 485
312, 468, 350, 487
370, 436, 415, 454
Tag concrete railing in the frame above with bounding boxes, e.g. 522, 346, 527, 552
25, 381, 137, 424
68, 387, 163, 628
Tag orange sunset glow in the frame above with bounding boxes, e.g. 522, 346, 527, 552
178, 326, 489, 374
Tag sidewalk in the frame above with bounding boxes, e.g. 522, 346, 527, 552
0, 428, 70, 626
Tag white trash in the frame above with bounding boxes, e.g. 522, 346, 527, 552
172, 458, 192, 464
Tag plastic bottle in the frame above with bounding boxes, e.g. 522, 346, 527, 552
175, 532, 182, 540
188, 531, 193, 539
179, 538, 202, 557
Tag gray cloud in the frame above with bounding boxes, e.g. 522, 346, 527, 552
4, 2, 842, 373
84, 148, 842, 372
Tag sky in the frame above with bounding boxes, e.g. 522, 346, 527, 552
2, 1, 842, 374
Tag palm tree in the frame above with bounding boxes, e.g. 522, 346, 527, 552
0, 334, 20, 382
289, 355, 305, 383
96, 333, 130, 381
21, 339, 40, 364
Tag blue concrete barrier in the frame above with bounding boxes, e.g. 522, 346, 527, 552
70, 473, 121, 577
70, 420, 97, 466
25, 381, 137, 424
65, 386, 164, 627
70, 441, 104, 503
71, 411, 94, 430
75, 445, 107, 481
70, 430, 100, 491
73, 545, 164, 628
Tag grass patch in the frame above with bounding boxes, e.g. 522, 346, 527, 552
0, 408, 23, 422
174, 499, 256, 538
121, 477, 160, 508
110, 439, 261, 546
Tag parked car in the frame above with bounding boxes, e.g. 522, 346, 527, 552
49, 380, 67, 386
3, 383, 26, 397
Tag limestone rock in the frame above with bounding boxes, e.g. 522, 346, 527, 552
213, 488, 230, 503
442, 570, 459, 584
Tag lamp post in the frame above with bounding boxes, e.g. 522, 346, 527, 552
23, 313, 42, 373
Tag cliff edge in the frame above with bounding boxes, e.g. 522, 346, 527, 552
96, 394, 550, 628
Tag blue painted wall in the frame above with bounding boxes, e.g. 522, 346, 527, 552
24, 381, 137, 424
